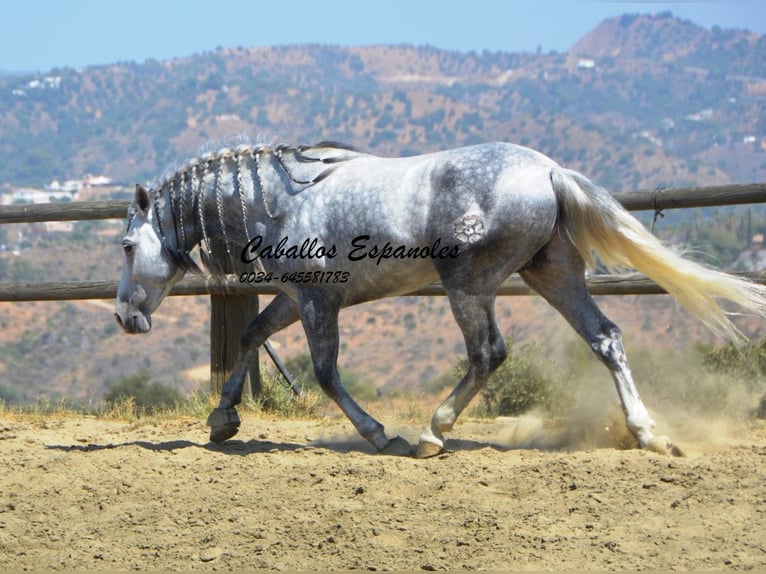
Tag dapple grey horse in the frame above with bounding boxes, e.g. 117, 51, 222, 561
115, 141, 766, 457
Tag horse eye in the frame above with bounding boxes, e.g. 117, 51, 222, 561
123, 242, 134, 255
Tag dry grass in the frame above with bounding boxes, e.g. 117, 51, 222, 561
0, 370, 329, 428
3, 340, 764, 446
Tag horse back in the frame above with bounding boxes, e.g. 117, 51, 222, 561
272, 143, 560, 303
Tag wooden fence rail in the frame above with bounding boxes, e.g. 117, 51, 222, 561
1, 271, 766, 303
1, 181, 765, 393
1, 182, 765, 225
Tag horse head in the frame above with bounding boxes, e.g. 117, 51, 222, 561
114, 184, 184, 334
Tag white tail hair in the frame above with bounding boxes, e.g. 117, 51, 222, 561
550, 167, 766, 342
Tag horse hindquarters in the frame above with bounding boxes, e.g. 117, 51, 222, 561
416, 166, 561, 457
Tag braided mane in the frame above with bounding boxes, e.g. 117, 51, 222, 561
153, 140, 359, 196
143, 141, 362, 275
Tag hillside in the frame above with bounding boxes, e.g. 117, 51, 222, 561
1, 13, 765, 189
1, 12, 766, 405
572, 11, 766, 70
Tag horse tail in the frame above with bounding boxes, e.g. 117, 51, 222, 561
550, 166, 766, 341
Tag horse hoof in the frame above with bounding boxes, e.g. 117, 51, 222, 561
379, 436, 413, 457
645, 435, 685, 457
209, 424, 240, 443
415, 439, 444, 459
206, 408, 241, 443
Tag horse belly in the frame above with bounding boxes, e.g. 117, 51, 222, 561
246, 221, 445, 304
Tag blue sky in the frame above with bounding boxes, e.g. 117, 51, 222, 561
1, 1, 764, 73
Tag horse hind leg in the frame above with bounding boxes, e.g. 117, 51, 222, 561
417, 291, 507, 458
519, 236, 683, 456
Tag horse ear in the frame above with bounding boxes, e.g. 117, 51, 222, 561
135, 184, 151, 215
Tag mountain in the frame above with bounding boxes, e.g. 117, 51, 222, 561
0, 13, 764, 190
572, 11, 766, 74
1, 13, 766, 404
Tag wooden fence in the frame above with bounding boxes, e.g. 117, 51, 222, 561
1, 182, 765, 394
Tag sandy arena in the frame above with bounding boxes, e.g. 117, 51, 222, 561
0, 413, 764, 571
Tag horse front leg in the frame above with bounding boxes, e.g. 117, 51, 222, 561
299, 289, 412, 456
207, 293, 300, 442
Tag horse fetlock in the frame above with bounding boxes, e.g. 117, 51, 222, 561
432, 406, 457, 434
626, 411, 655, 434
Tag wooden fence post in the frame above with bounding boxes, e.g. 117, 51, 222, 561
209, 239, 260, 398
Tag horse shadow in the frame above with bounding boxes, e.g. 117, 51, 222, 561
44, 416, 617, 457
43, 436, 518, 457
45, 438, 307, 456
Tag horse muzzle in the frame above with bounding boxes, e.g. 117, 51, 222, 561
114, 312, 152, 334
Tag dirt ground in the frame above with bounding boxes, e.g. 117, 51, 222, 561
1, 412, 765, 571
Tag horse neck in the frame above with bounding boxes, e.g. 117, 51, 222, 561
153, 142, 359, 270
155, 147, 268, 270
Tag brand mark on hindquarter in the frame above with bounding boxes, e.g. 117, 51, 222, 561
453, 212, 486, 244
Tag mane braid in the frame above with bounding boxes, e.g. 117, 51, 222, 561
197, 160, 213, 265
307, 141, 358, 152
168, 177, 182, 260
303, 143, 360, 177
178, 171, 188, 256
151, 189, 163, 241
253, 150, 276, 219
275, 145, 313, 185
298, 141, 360, 164
163, 173, 192, 273
234, 149, 251, 246
275, 144, 339, 185
189, 160, 200, 242
214, 154, 232, 258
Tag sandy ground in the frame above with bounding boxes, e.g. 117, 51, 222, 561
0, 413, 765, 571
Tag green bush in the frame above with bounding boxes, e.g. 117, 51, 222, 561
459, 339, 572, 417
699, 339, 766, 417
700, 339, 766, 381
0, 382, 24, 404
249, 368, 323, 418
104, 372, 182, 414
